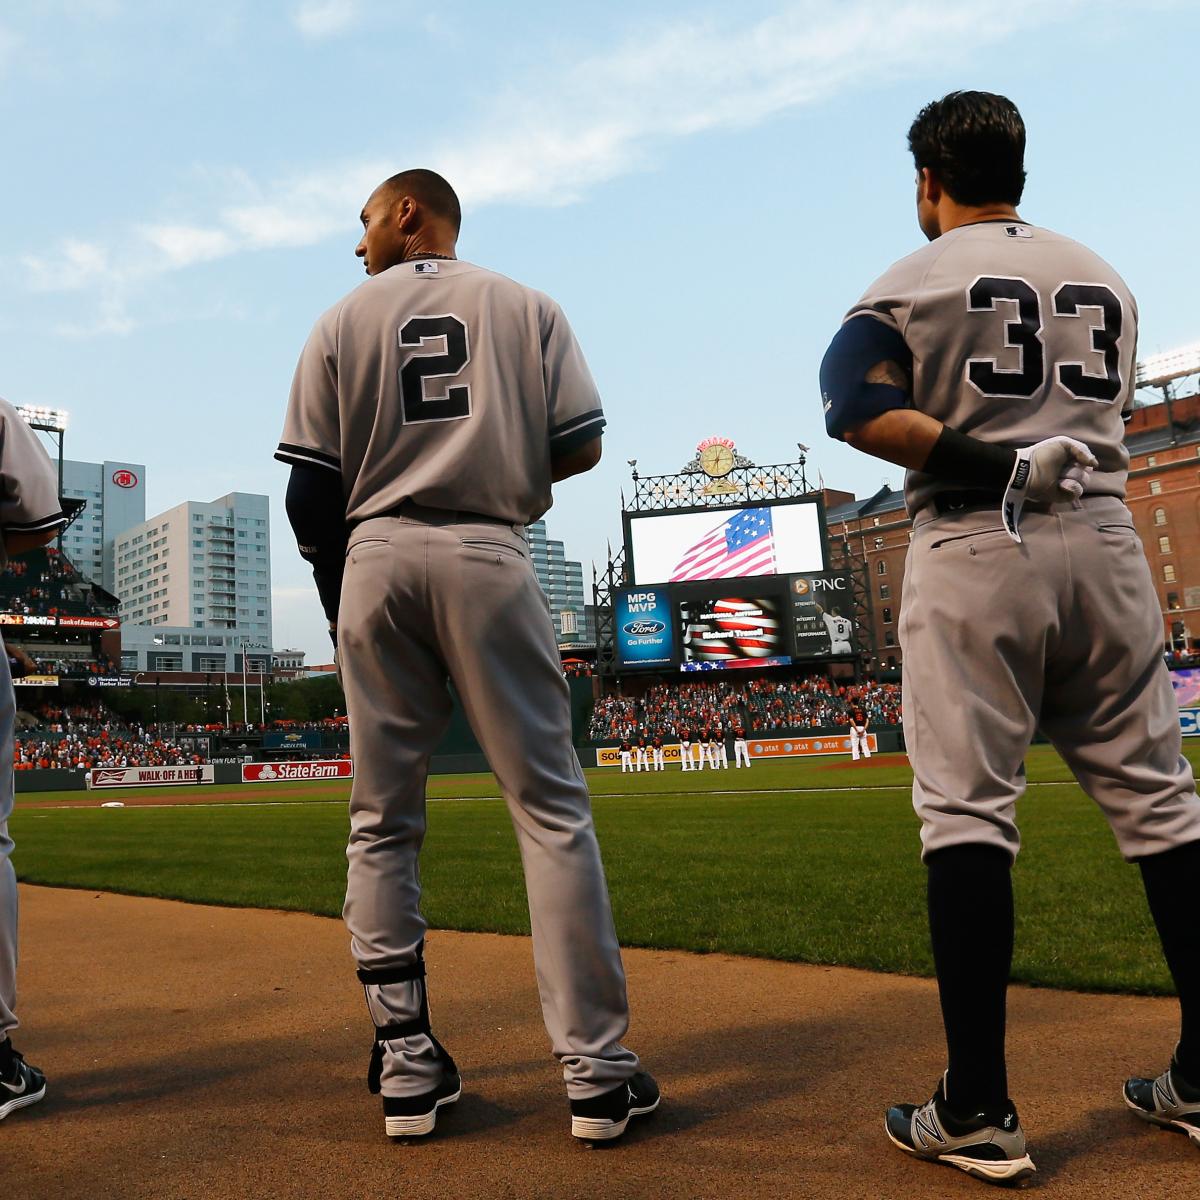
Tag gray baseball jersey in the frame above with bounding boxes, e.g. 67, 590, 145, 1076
846, 220, 1138, 515
276, 259, 605, 525
0, 396, 65, 1042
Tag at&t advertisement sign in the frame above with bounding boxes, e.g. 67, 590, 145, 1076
615, 587, 675, 670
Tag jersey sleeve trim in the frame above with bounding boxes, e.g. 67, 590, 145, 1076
550, 409, 606, 443
274, 442, 342, 472
550, 413, 606, 457
5, 510, 68, 533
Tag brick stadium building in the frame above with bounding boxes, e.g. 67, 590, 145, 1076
825, 395, 1200, 672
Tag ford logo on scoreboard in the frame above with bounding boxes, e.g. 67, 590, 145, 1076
623, 619, 666, 636
615, 588, 675, 670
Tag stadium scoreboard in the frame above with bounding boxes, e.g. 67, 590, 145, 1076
617, 495, 857, 672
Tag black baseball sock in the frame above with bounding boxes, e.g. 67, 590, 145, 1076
1138, 839, 1200, 1083
926, 843, 1014, 1116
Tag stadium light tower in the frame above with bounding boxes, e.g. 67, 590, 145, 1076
1135, 343, 1200, 447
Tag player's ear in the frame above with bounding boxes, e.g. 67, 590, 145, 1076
919, 167, 942, 205
393, 193, 418, 231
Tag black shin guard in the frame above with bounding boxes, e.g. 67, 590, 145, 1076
926, 844, 1014, 1114
1139, 839, 1200, 1082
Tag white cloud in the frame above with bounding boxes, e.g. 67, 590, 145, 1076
141, 224, 236, 268
293, 0, 359, 39
27, 0, 1114, 331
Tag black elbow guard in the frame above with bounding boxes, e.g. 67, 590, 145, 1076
820, 316, 913, 441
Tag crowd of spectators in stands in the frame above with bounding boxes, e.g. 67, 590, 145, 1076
14, 702, 204, 770
1165, 649, 1200, 670
11, 648, 115, 678
587, 675, 902, 742
0, 548, 103, 618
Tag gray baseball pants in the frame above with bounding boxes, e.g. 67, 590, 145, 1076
338, 510, 638, 1099
902, 495, 1200, 862
0, 642, 19, 1041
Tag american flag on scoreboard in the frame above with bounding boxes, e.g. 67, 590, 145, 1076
681, 598, 783, 661
670, 507, 776, 582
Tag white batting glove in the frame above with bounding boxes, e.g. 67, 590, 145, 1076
1003, 436, 1098, 543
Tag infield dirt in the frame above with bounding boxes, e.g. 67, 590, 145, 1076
7, 885, 1191, 1199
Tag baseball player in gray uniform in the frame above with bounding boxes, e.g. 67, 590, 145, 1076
822, 92, 1200, 1183
0, 398, 67, 1121
277, 169, 657, 1142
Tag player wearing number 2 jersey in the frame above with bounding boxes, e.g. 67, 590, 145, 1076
821, 92, 1200, 1184
278, 169, 656, 1143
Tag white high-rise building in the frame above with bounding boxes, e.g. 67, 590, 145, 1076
60, 459, 146, 592
114, 492, 272, 673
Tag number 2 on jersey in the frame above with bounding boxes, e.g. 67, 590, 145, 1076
399, 314, 471, 423
966, 277, 1123, 404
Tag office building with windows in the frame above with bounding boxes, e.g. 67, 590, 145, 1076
525, 519, 593, 649
113, 492, 272, 672
60, 459, 146, 592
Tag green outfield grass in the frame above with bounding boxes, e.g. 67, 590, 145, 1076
9, 745, 1195, 995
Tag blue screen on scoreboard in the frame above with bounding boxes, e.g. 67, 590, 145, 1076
614, 587, 676, 670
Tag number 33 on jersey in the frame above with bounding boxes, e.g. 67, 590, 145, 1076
840, 220, 1137, 517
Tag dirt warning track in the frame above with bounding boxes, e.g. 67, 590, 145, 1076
7, 885, 1192, 1199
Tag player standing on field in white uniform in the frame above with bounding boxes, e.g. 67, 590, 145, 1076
733, 724, 751, 769
849, 708, 870, 762
618, 737, 633, 773
820, 91, 1200, 1184
278, 169, 657, 1142
0, 399, 67, 1122
651, 733, 665, 772
634, 734, 649, 772
679, 726, 693, 771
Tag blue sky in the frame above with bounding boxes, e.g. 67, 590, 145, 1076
2, 1, 1196, 663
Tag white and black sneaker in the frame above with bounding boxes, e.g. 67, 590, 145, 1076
382, 1065, 462, 1139
885, 1072, 1035, 1185
570, 1071, 660, 1142
0, 1041, 47, 1121
1125, 1053, 1200, 1147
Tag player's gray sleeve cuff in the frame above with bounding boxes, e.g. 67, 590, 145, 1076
274, 442, 341, 471
550, 410, 606, 456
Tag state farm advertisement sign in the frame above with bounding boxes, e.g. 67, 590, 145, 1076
241, 760, 353, 783
87, 765, 215, 789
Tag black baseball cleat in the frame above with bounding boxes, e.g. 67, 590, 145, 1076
570, 1071, 660, 1142
0, 1041, 47, 1121
382, 1065, 462, 1139
885, 1073, 1035, 1186
1124, 1054, 1200, 1147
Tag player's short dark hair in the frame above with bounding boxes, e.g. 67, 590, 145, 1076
379, 168, 462, 233
907, 91, 1026, 207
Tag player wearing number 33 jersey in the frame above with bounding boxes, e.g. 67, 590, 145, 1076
277, 169, 655, 1144
821, 92, 1200, 1185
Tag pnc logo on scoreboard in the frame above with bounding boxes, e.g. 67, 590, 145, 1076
112, 469, 139, 489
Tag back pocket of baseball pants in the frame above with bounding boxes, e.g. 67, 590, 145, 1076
459, 537, 525, 560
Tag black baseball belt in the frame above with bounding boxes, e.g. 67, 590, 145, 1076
928, 489, 1054, 517
360, 499, 520, 529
